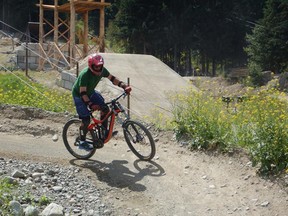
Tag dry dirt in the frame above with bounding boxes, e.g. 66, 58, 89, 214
0, 71, 287, 216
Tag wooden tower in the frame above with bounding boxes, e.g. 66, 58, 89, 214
37, 0, 110, 69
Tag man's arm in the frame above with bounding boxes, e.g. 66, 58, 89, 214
108, 74, 132, 94
79, 86, 98, 110
108, 74, 127, 88
79, 86, 91, 104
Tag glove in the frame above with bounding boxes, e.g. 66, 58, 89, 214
124, 86, 132, 94
89, 103, 100, 111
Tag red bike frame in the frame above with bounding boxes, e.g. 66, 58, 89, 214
87, 106, 122, 144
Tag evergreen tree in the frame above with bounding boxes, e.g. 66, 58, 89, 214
246, 0, 288, 73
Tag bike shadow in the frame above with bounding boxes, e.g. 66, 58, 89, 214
69, 158, 165, 192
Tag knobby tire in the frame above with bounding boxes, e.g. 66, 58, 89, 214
62, 118, 96, 160
123, 120, 156, 161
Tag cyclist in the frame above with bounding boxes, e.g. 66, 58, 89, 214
72, 54, 132, 151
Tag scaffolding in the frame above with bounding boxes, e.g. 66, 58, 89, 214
36, 0, 111, 70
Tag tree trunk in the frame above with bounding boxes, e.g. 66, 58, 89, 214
212, 58, 216, 76
201, 52, 205, 76
174, 43, 177, 73
185, 49, 192, 76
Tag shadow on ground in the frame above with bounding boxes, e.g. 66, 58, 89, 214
69, 158, 165, 192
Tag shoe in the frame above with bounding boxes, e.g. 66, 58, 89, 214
78, 140, 94, 151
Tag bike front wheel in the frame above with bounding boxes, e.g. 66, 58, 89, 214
123, 120, 156, 161
62, 118, 96, 160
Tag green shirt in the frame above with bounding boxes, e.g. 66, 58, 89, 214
72, 66, 110, 97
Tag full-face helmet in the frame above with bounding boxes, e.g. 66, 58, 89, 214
88, 54, 104, 73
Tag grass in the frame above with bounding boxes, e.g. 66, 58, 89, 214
0, 177, 18, 215
0, 71, 75, 113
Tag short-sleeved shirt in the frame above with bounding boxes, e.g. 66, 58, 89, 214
72, 66, 110, 97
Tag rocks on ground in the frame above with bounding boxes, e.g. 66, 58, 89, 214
0, 157, 114, 216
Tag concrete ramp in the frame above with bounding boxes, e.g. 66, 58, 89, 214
77, 53, 193, 117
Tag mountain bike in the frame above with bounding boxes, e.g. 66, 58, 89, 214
62, 92, 156, 161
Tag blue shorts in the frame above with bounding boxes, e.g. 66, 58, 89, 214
73, 90, 106, 119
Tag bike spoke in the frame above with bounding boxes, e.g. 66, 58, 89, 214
62, 119, 96, 159
123, 120, 155, 161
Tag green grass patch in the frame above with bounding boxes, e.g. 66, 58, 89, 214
0, 177, 18, 215
0, 72, 74, 113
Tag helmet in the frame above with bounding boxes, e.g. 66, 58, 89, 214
88, 54, 104, 72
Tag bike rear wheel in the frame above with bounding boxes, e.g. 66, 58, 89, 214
62, 118, 96, 160
123, 120, 156, 161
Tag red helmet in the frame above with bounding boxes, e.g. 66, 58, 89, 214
88, 54, 104, 72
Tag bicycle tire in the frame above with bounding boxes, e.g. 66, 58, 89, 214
62, 118, 96, 160
123, 120, 156, 161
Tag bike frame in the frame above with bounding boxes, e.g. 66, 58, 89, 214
87, 95, 125, 144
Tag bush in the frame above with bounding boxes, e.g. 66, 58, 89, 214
170, 87, 288, 175
248, 62, 266, 87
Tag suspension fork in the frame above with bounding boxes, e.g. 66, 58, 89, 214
123, 121, 142, 143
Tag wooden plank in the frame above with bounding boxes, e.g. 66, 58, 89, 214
54, 0, 59, 45
70, 0, 76, 67
36, 1, 110, 13
52, 42, 70, 66
39, 0, 44, 70
83, 11, 88, 57
99, 0, 105, 52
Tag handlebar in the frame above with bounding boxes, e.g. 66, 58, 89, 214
106, 92, 127, 106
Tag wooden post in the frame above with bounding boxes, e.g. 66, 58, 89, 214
25, 30, 28, 76
39, 0, 44, 70
76, 62, 79, 77
54, 0, 58, 45
99, 0, 105, 52
54, 0, 59, 66
83, 11, 88, 57
127, 77, 130, 118
70, 0, 76, 68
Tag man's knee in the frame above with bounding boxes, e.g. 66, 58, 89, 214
101, 105, 110, 114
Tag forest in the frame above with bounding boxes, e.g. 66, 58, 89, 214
0, 0, 287, 78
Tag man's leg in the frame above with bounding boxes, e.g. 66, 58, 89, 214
90, 91, 109, 138
100, 105, 110, 129
73, 96, 91, 142
80, 116, 90, 141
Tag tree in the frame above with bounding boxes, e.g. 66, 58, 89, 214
0, 0, 39, 32
246, 0, 288, 73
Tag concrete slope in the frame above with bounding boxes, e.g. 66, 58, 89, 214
79, 53, 194, 118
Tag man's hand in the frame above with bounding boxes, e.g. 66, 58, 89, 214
124, 86, 132, 94
89, 103, 100, 111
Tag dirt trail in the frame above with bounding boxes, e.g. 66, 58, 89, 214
0, 105, 287, 216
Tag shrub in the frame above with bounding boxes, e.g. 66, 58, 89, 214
170, 86, 288, 175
